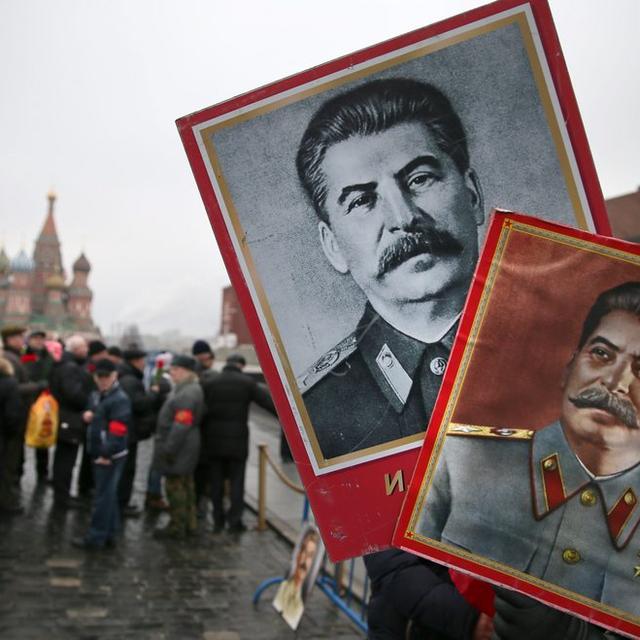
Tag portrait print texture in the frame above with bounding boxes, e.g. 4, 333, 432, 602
202, 15, 599, 471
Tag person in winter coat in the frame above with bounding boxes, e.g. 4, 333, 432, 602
117, 347, 168, 516
0, 355, 23, 512
364, 549, 493, 640
23, 330, 55, 482
200, 353, 276, 533
0, 325, 45, 513
50, 335, 94, 509
76, 339, 110, 499
71, 358, 131, 550
152, 354, 204, 539
191, 339, 217, 515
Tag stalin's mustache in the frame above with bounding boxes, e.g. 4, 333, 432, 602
377, 229, 463, 278
569, 386, 639, 430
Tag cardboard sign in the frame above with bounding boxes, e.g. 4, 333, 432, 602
395, 211, 640, 637
177, 0, 610, 560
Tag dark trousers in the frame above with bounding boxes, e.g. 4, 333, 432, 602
0, 433, 24, 509
209, 458, 246, 529
53, 440, 79, 501
86, 456, 126, 546
78, 440, 94, 496
194, 461, 211, 503
35, 448, 49, 479
118, 440, 137, 508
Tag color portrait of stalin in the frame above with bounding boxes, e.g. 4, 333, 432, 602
419, 281, 640, 615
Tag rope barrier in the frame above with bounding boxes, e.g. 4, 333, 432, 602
260, 444, 305, 493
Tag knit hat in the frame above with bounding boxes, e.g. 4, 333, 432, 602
123, 347, 147, 361
172, 354, 197, 372
88, 340, 108, 358
192, 339, 213, 356
226, 353, 246, 367
1, 325, 26, 343
94, 358, 117, 375
107, 345, 123, 359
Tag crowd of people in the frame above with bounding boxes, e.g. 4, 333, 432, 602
0, 325, 275, 548
0, 325, 622, 639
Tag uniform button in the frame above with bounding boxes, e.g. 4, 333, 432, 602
380, 353, 394, 368
430, 357, 447, 376
624, 491, 636, 506
580, 489, 597, 507
543, 458, 557, 471
562, 548, 581, 564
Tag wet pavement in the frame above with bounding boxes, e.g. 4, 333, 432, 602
0, 433, 363, 639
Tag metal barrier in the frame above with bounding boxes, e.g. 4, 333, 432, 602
252, 443, 369, 634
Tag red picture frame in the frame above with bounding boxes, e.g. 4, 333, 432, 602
177, 0, 610, 560
394, 211, 640, 636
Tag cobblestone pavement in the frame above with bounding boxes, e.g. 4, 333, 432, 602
0, 446, 363, 640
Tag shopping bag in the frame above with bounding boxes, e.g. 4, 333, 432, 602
25, 390, 59, 448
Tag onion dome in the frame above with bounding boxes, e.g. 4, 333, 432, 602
0, 247, 9, 273
10, 249, 34, 272
73, 252, 91, 273
45, 273, 66, 289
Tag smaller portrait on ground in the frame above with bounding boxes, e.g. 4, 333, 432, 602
395, 211, 640, 638
273, 524, 325, 630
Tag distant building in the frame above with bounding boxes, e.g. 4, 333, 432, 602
0, 190, 96, 334
607, 187, 640, 242
218, 285, 253, 347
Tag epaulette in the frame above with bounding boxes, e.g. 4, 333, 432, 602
297, 332, 358, 392
447, 423, 534, 440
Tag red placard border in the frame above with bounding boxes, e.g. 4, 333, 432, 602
176, 0, 611, 561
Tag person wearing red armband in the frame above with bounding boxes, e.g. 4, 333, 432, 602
72, 358, 131, 550
152, 354, 204, 540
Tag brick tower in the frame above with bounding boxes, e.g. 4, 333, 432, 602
31, 190, 65, 316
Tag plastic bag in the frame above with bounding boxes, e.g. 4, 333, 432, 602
25, 390, 59, 448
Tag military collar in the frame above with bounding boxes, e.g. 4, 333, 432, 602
531, 421, 640, 549
356, 304, 457, 414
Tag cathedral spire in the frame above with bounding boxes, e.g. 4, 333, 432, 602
31, 189, 64, 316
40, 188, 59, 239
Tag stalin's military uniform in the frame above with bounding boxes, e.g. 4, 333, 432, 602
418, 420, 640, 616
298, 304, 458, 460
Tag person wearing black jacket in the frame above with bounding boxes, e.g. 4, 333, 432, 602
364, 549, 493, 640
72, 358, 131, 550
0, 356, 22, 442
23, 330, 55, 481
117, 348, 167, 516
0, 354, 23, 514
0, 325, 45, 513
200, 353, 277, 532
76, 339, 109, 498
50, 335, 93, 509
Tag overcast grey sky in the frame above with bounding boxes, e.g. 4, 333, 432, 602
0, 0, 638, 337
